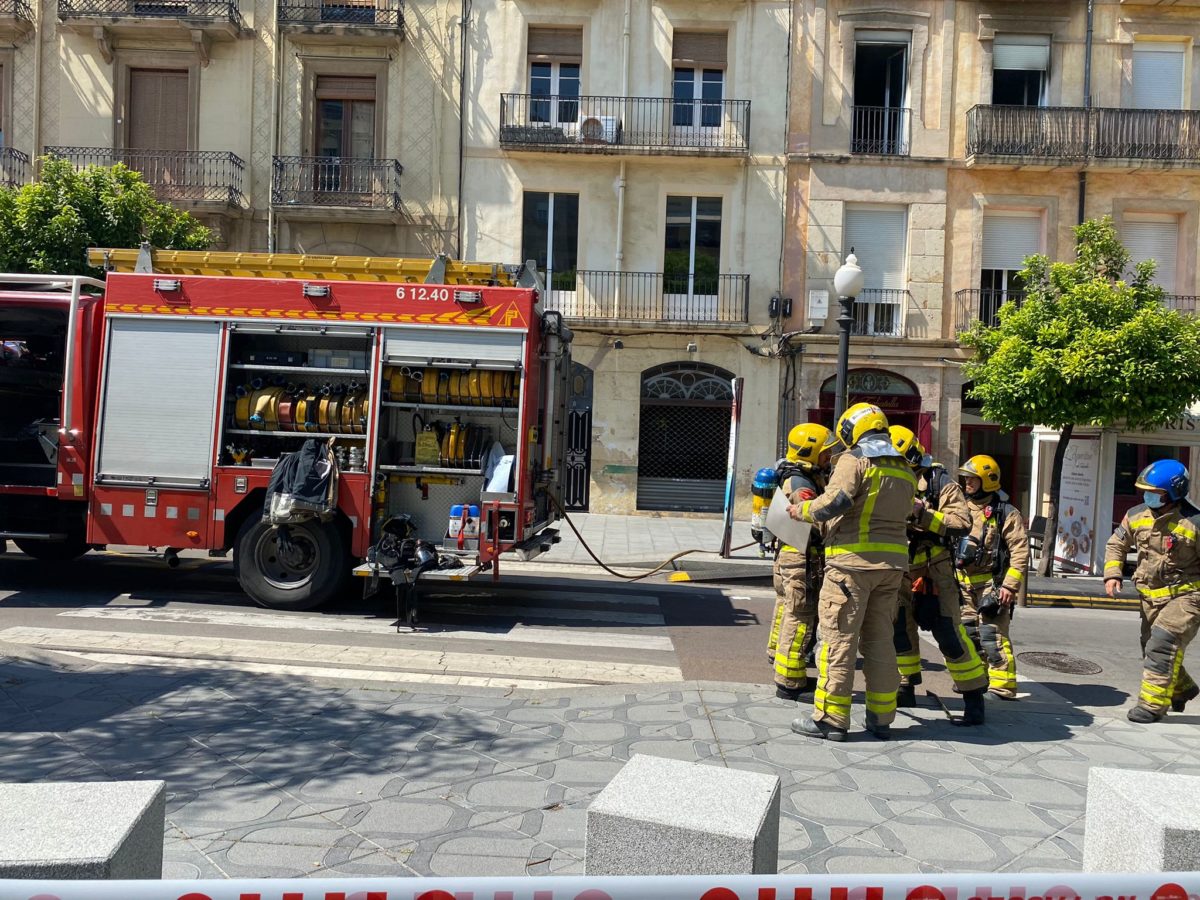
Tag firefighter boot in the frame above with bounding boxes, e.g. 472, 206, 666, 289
896, 684, 917, 708
962, 688, 986, 726
864, 710, 891, 741
776, 677, 816, 701
1128, 706, 1166, 724
791, 715, 847, 742
1172, 683, 1200, 712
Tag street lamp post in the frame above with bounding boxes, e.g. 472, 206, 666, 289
832, 251, 865, 421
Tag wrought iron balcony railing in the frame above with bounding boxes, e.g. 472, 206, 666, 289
851, 106, 911, 156
44, 147, 245, 205
541, 270, 750, 324
272, 156, 402, 210
953, 288, 1026, 333
277, 0, 402, 29
58, 0, 244, 22
499, 95, 750, 153
0, 147, 30, 188
852, 289, 909, 337
967, 105, 1200, 163
0, 0, 34, 19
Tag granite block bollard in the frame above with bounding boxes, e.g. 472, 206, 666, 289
0, 781, 166, 879
585, 754, 780, 875
1084, 767, 1200, 872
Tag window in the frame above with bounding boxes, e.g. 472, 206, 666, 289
980, 211, 1041, 325
992, 35, 1049, 106
672, 32, 726, 129
1133, 42, 1187, 110
521, 192, 579, 293
664, 196, 722, 310
852, 31, 910, 154
528, 28, 582, 126
315, 75, 376, 160
843, 205, 907, 336
1124, 215, 1180, 291
128, 69, 189, 150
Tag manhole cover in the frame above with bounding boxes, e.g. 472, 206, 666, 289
1017, 651, 1103, 675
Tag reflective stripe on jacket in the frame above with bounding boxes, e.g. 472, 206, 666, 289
1104, 500, 1200, 598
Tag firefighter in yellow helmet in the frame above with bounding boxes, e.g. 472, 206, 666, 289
954, 454, 1030, 701
787, 402, 916, 741
890, 426, 989, 724
767, 422, 833, 700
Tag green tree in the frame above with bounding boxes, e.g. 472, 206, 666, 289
0, 156, 211, 277
962, 216, 1200, 577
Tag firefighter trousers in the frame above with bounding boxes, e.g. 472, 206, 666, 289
813, 565, 902, 730
895, 561, 987, 693
773, 549, 817, 689
1137, 591, 1200, 715
768, 565, 786, 660
960, 582, 1018, 699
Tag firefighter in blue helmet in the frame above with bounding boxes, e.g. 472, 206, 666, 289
1104, 459, 1200, 723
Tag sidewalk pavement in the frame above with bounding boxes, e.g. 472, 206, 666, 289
2, 631, 1196, 879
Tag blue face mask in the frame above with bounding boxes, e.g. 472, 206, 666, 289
1144, 491, 1166, 509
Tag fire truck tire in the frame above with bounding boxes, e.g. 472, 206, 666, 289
235, 518, 346, 611
12, 535, 89, 562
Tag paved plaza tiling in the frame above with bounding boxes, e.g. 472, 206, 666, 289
2, 648, 1198, 879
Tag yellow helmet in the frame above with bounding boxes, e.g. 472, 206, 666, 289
786, 423, 833, 466
831, 402, 890, 449
959, 454, 1002, 494
889, 425, 926, 468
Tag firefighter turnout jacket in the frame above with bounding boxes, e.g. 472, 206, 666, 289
1104, 501, 1200, 600
911, 465, 971, 568
958, 494, 1029, 594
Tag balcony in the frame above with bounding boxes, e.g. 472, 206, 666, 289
271, 156, 402, 216
967, 105, 1200, 168
0, 0, 33, 38
499, 95, 750, 156
542, 271, 750, 325
0, 148, 31, 189
1164, 294, 1198, 314
852, 289, 909, 337
953, 288, 1025, 333
44, 147, 245, 207
851, 106, 911, 156
277, 0, 403, 42
57, 0, 246, 42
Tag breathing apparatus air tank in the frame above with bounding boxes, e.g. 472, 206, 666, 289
751, 467, 779, 557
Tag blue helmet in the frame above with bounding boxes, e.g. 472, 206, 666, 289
1135, 459, 1190, 503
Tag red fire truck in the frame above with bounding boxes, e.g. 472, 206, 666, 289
0, 246, 571, 611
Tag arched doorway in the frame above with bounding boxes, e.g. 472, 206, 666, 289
563, 362, 593, 511
637, 362, 734, 512
813, 368, 929, 449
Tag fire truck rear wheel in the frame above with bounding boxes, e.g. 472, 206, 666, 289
235, 518, 346, 611
12, 534, 89, 562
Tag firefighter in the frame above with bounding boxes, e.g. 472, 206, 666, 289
771, 422, 833, 700
955, 455, 1029, 701
890, 427, 989, 724
787, 402, 916, 741
1103, 460, 1200, 723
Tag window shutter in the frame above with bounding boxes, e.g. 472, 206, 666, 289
527, 27, 583, 62
993, 34, 1051, 72
1124, 217, 1179, 290
315, 75, 377, 101
982, 212, 1042, 271
128, 69, 189, 150
855, 29, 911, 45
1133, 44, 1186, 110
844, 206, 907, 290
672, 31, 728, 67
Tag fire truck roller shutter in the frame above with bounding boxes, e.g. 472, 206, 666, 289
383, 327, 524, 368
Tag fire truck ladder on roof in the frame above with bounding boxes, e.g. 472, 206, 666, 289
87, 244, 544, 290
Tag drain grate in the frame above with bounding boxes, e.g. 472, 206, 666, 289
1017, 651, 1103, 675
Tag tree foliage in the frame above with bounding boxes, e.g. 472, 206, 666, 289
0, 157, 211, 277
962, 216, 1200, 433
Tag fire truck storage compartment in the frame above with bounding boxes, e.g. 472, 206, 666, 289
89, 318, 221, 547
376, 326, 525, 547
220, 323, 372, 468
0, 306, 66, 488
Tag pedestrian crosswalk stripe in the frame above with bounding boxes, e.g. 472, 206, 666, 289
57, 606, 674, 652
419, 602, 664, 626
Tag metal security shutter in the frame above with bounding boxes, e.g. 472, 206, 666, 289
844, 206, 907, 289
1133, 44, 1186, 110
527, 27, 583, 61
383, 327, 524, 368
993, 34, 1051, 71
672, 31, 728, 67
315, 75, 377, 101
129, 69, 189, 150
982, 212, 1042, 271
97, 319, 221, 485
855, 29, 911, 44
1124, 217, 1179, 290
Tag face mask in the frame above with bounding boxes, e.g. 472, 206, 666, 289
1144, 491, 1166, 509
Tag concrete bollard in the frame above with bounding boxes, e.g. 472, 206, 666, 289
585, 754, 780, 875
1083, 767, 1200, 872
0, 781, 166, 879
